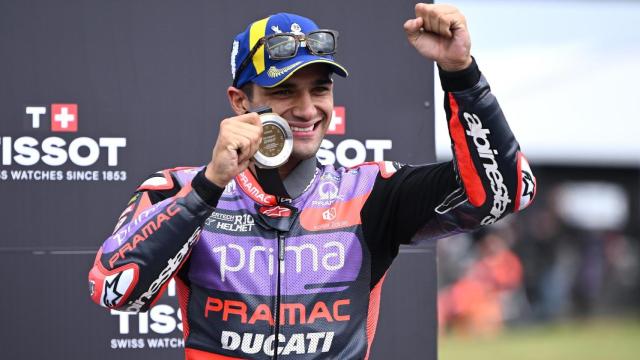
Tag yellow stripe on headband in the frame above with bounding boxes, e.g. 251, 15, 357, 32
249, 17, 269, 75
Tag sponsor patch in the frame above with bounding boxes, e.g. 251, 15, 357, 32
205, 211, 255, 232
463, 111, 511, 225
267, 61, 303, 78
101, 268, 136, 308
259, 205, 293, 218
516, 153, 536, 211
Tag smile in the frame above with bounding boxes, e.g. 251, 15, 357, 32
290, 125, 314, 132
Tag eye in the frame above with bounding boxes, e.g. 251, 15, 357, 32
271, 89, 294, 97
313, 86, 331, 95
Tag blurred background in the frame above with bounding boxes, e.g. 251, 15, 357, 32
434, 1, 640, 359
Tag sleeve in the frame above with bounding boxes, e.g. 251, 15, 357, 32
87, 167, 224, 313
361, 57, 537, 256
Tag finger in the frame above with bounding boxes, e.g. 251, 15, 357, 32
446, 13, 466, 33
403, 17, 423, 34
242, 129, 260, 161
239, 112, 262, 127
237, 157, 251, 173
222, 132, 247, 159
422, 10, 443, 36
228, 124, 262, 149
437, 15, 453, 39
416, 4, 461, 38
415, 3, 434, 32
233, 135, 253, 163
241, 128, 263, 162
228, 121, 263, 139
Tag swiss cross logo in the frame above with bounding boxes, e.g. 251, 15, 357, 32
327, 106, 345, 135
51, 104, 78, 132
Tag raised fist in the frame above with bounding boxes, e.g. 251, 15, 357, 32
404, 3, 472, 71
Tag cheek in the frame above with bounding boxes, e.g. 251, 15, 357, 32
318, 98, 334, 120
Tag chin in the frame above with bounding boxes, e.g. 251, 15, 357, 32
291, 146, 320, 162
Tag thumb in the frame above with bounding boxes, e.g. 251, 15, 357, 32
403, 17, 423, 36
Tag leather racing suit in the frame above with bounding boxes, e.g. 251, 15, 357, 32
88, 59, 536, 359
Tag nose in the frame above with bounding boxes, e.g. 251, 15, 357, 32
291, 90, 317, 121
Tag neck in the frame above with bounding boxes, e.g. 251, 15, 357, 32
248, 158, 300, 181
249, 156, 317, 199
278, 159, 301, 179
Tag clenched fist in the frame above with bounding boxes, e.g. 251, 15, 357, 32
205, 113, 263, 187
404, 3, 472, 71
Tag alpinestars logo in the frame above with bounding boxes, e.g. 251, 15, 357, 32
103, 272, 125, 308
101, 268, 136, 308
127, 228, 201, 312
463, 111, 511, 225
0, 104, 128, 182
516, 153, 536, 211
521, 172, 535, 199
259, 206, 292, 218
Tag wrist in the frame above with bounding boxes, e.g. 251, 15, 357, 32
192, 167, 225, 207
438, 56, 481, 92
437, 56, 473, 72
204, 163, 230, 188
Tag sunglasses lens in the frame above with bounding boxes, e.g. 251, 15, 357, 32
267, 35, 297, 59
307, 31, 335, 55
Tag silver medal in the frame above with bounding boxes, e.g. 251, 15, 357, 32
253, 112, 293, 169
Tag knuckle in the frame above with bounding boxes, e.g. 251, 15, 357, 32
220, 119, 234, 130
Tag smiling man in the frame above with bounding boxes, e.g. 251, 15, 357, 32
88, 4, 536, 359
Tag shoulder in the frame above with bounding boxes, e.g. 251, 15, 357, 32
334, 161, 405, 179
315, 161, 405, 195
136, 166, 204, 192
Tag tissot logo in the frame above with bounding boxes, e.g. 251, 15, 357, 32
51, 104, 78, 132
0, 103, 128, 182
110, 279, 185, 350
319, 106, 393, 168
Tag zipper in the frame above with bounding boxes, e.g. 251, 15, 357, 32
273, 231, 285, 360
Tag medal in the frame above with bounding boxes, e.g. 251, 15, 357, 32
253, 112, 293, 169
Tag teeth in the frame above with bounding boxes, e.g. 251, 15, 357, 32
291, 125, 314, 132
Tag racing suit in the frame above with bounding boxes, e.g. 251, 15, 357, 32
88, 59, 536, 359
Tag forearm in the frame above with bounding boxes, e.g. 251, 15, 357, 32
436, 58, 536, 228
88, 168, 223, 312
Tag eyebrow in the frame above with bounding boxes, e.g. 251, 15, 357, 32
315, 78, 334, 86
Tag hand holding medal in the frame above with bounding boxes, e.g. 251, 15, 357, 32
252, 107, 293, 169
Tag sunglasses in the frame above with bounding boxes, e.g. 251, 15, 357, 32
233, 29, 339, 87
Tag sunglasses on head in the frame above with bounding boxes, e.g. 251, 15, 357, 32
233, 29, 339, 88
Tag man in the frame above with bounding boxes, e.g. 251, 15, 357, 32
89, 4, 536, 359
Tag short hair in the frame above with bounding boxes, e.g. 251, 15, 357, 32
241, 83, 254, 101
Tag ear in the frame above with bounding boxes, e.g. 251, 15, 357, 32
227, 86, 251, 115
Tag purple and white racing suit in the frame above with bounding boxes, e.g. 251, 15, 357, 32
88, 59, 536, 359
